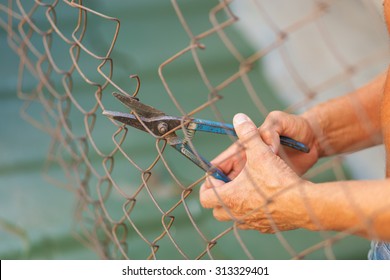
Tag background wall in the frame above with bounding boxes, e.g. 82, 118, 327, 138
0, 0, 387, 259
232, 0, 388, 179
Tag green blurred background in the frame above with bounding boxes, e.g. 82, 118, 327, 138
0, 0, 370, 259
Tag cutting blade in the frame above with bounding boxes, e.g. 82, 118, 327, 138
112, 92, 165, 118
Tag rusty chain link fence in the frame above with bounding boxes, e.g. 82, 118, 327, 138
1, 0, 388, 259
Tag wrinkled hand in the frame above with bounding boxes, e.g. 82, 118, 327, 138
259, 111, 320, 175
205, 111, 320, 179
200, 113, 310, 233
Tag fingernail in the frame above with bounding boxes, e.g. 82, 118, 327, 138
269, 145, 275, 153
233, 113, 249, 125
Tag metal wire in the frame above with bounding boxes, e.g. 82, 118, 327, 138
1, 0, 388, 259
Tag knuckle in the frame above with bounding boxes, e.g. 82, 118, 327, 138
219, 196, 233, 209
258, 229, 267, 234
223, 190, 239, 209
199, 193, 212, 208
199, 198, 209, 208
213, 208, 228, 221
262, 111, 285, 131
258, 227, 274, 234
267, 110, 284, 121
236, 220, 249, 229
237, 224, 247, 230
213, 211, 223, 221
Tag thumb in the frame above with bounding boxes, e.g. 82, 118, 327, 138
233, 113, 271, 161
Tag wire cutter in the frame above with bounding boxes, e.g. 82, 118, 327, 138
103, 92, 309, 183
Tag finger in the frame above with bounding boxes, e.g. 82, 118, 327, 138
233, 113, 271, 161
213, 206, 233, 221
236, 222, 274, 233
210, 142, 246, 177
258, 126, 280, 155
259, 111, 293, 155
199, 182, 232, 209
201, 175, 225, 190
261, 111, 309, 146
260, 111, 301, 154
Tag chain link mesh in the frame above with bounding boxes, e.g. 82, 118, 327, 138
1, 0, 388, 259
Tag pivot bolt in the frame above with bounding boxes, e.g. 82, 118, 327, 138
157, 122, 169, 134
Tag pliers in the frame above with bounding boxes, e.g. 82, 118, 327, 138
103, 92, 309, 183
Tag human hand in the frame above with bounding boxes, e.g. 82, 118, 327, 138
258, 111, 320, 175
205, 111, 320, 182
200, 113, 310, 233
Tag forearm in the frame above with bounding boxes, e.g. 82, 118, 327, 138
382, 68, 390, 176
295, 179, 390, 241
301, 73, 385, 157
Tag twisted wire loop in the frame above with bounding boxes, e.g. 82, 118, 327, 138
1, 0, 388, 259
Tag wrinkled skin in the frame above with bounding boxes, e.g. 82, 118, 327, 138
199, 114, 311, 233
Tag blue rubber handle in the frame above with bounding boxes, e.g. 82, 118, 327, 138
210, 168, 231, 183
191, 119, 310, 153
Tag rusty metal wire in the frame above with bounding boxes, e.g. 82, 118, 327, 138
1, 0, 389, 259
